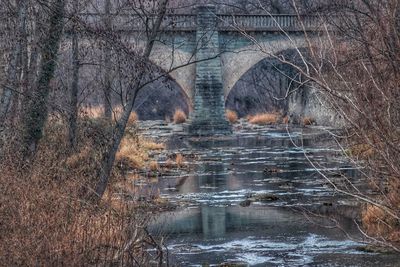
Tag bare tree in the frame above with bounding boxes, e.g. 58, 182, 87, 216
94, 0, 169, 198
18, 0, 65, 158
103, 0, 112, 119
0, 0, 27, 125
248, 0, 400, 249
68, 0, 80, 149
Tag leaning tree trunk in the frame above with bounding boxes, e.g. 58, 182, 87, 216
19, 0, 65, 158
95, 0, 169, 198
68, 0, 80, 149
0, 0, 27, 125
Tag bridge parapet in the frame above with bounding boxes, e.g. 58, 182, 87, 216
76, 13, 319, 33
217, 14, 319, 32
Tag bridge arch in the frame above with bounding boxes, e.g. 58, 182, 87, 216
225, 47, 308, 117
149, 43, 196, 103
134, 61, 191, 120
221, 35, 309, 99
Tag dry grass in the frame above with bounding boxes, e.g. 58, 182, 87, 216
164, 159, 174, 169
361, 177, 400, 243
303, 116, 316, 126
248, 113, 279, 125
142, 139, 165, 150
116, 136, 148, 169
116, 135, 164, 170
113, 107, 139, 125
112, 105, 124, 120
175, 153, 185, 168
127, 112, 138, 126
149, 161, 159, 171
362, 205, 400, 242
348, 144, 374, 158
80, 106, 139, 126
173, 109, 187, 124
80, 105, 104, 118
226, 109, 238, 124
0, 121, 160, 266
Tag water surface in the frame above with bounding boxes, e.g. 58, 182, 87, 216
142, 122, 399, 266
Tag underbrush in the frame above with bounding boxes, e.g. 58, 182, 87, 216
80, 105, 138, 124
0, 118, 165, 266
343, 139, 400, 248
116, 132, 164, 170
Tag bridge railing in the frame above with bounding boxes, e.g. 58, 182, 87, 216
217, 14, 319, 32
74, 13, 320, 33
162, 15, 197, 31
76, 13, 198, 32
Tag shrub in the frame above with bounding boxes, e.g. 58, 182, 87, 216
116, 136, 148, 169
175, 153, 185, 168
226, 109, 238, 124
80, 105, 104, 118
248, 113, 279, 125
164, 159, 174, 169
127, 112, 138, 126
282, 116, 289, 124
80, 106, 138, 127
303, 117, 316, 126
116, 135, 164, 169
173, 109, 187, 124
142, 138, 165, 150
149, 161, 159, 171
362, 205, 399, 241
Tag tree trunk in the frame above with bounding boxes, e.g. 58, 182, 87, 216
68, 0, 79, 149
95, 0, 169, 198
103, 0, 112, 119
0, 0, 27, 125
21, 17, 41, 111
15, 4, 30, 123
19, 0, 65, 158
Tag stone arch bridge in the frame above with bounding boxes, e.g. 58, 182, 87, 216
81, 5, 320, 135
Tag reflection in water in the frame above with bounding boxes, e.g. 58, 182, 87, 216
146, 126, 400, 266
202, 206, 226, 238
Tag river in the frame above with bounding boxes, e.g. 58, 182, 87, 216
139, 121, 400, 266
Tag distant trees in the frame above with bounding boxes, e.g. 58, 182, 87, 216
0, 0, 27, 125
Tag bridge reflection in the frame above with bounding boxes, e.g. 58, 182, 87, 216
152, 133, 358, 239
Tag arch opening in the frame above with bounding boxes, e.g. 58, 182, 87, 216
225, 49, 307, 118
134, 73, 191, 121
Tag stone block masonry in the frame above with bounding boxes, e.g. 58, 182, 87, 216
188, 5, 232, 136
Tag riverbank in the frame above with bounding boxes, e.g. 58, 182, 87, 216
0, 118, 179, 266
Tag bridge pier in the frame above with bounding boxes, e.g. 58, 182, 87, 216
188, 5, 232, 136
